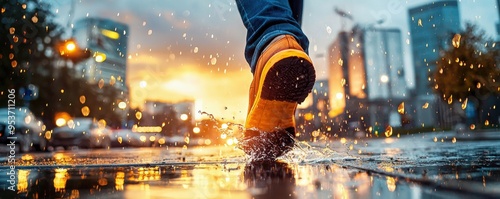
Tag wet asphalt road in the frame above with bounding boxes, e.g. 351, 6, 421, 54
0, 130, 499, 199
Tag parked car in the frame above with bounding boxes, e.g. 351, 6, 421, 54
111, 129, 149, 147
49, 118, 111, 149
0, 107, 48, 152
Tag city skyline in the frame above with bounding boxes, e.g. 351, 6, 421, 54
49, 0, 498, 122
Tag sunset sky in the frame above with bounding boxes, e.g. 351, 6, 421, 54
50, 0, 499, 122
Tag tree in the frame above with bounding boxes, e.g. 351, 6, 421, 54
433, 23, 500, 125
0, 0, 64, 106
1, 0, 122, 130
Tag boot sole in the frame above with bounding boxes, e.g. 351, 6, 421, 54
245, 49, 315, 133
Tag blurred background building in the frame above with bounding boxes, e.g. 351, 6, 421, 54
408, 0, 461, 128
73, 17, 129, 93
72, 17, 130, 126
327, 26, 409, 136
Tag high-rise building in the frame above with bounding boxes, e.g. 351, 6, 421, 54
497, 0, 500, 36
72, 18, 129, 93
497, 0, 500, 37
408, 0, 460, 127
328, 26, 408, 135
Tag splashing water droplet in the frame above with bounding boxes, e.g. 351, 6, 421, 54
384, 126, 393, 137
211, 57, 217, 65
447, 95, 453, 104
326, 26, 332, 34
110, 76, 116, 86
81, 106, 90, 116
422, 102, 429, 109
194, 47, 199, 53
433, 137, 438, 142
462, 98, 468, 110
485, 120, 490, 126
452, 137, 457, 143
417, 19, 423, 27
397, 102, 405, 114
470, 124, 476, 130
452, 34, 461, 48
79, 95, 86, 104
98, 79, 105, 89
135, 112, 142, 120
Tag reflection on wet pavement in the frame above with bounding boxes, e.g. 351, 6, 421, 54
0, 131, 499, 198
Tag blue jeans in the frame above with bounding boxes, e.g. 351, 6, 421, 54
236, 0, 309, 73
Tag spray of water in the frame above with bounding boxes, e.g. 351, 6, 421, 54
198, 110, 344, 163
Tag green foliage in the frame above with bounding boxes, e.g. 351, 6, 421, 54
1, 0, 123, 129
1, 0, 63, 102
433, 23, 500, 102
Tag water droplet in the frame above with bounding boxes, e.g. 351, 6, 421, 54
22, 4, 27, 9
135, 112, 142, 120
447, 95, 453, 104
326, 26, 332, 34
11, 60, 17, 68
31, 16, 38, 23
417, 19, 423, 27
462, 98, 468, 110
184, 136, 190, 144
193, 47, 199, 53
81, 106, 90, 116
98, 79, 105, 88
60, 89, 64, 94
452, 34, 461, 48
110, 76, 116, 86
485, 120, 490, 126
397, 102, 405, 114
338, 58, 343, 66
79, 95, 86, 104
384, 126, 393, 137
9, 27, 15, 34
433, 137, 438, 142
211, 57, 217, 65
422, 102, 429, 109
470, 124, 476, 130
148, 29, 153, 35
451, 137, 457, 143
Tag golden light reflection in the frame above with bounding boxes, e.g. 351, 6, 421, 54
462, 98, 468, 110
54, 168, 69, 192
21, 154, 34, 161
386, 177, 397, 192
17, 170, 30, 193
115, 171, 125, 191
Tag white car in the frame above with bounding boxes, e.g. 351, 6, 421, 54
49, 118, 112, 149
0, 107, 47, 152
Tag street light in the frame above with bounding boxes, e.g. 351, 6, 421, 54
58, 39, 91, 63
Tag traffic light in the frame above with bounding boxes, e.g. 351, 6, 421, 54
58, 39, 91, 63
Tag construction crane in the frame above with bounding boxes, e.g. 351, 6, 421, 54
334, 7, 353, 31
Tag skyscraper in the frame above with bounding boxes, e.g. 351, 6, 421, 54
497, 0, 500, 37
72, 18, 129, 93
328, 26, 408, 134
408, 0, 461, 126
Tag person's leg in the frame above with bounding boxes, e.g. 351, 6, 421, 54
236, 0, 316, 161
236, 0, 308, 73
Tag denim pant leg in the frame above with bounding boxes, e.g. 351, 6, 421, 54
236, 0, 309, 73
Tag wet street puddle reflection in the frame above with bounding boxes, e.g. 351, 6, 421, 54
2, 160, 498, 199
